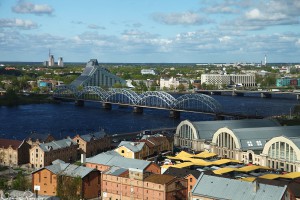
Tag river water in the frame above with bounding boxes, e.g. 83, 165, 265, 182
0, 94, 298, 140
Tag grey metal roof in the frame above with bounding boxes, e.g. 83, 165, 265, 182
80, 131, 106, 142
103, 166, 128, 176
86, 152, 152, 170
118, 141, 145, 152
190, 119, 280, 140
43, 162, 94, 178
192, 174, 287, 200
232, 125, 300, 151
39, 137, 77, 152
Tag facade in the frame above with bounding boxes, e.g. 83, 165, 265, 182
160, 77, 189, 90
191, 174, 289, 200
174, 119, 280, 152
114, 141, 149, 159
26, 133, 55, 146
261, 136, 300, 172
29, 137, 78, 168
32, 160, 101, 199
141, 69, 156, 75
71, 59, 126, 88
73, 131, 111, 158
163, 167, 201, 199
57, 57, 63, 67
0, 139, 30, 166
211, 126, 300, 172
49, 55, 54, 67
85, 152, 161, 174
102, 167, 187, 200
140, 135, 173, 156
200, 74, 256, 87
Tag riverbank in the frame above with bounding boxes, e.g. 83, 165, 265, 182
0, 93, 57, 106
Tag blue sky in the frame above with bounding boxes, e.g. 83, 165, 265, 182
0, 0, 300, 63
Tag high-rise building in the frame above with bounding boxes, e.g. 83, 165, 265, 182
48, 49, 55, 67
264, 54, 267, 66
58, 57, 63, 67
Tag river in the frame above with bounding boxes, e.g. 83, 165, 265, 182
0, 94, 298, 140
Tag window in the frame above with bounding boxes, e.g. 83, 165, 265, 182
121, 150, 125, 153
36, 149, 38, 152
247, 141, 253, 147
190, 185, 193, 189
190, 178, 192, 182
256, 141, 262, 146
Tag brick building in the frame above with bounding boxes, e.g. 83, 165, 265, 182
32, 160, 101, 199
73, 131, 111, 158
102, 167, 187, 200
30, 137, 78, 168
163, 167, 201, 199
0, 139, 30, 166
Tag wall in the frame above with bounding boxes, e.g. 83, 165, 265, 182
32, 169, 57, 196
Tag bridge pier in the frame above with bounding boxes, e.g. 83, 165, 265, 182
261, 92, 272, 98
236, 92, 244, 97
75, 100, 84, 106
133, 106, 143, 113
169, 110, 180, 119
215, 115, 225, 120
102, 103, 112, 110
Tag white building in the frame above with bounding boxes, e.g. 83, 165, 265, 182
201, 74, 256, 87
160, 77, 189, 90
49, 55, 55, 67
141, 69, 156, 75
58, 57, 64, 67
211, 126, 300, 172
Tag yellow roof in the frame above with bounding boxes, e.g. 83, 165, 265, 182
161, 165, 173, 169
282, 172, 300, 179
259, 174, 281, 180
240, 177, 256, 182
176, 151, 193, 158
212, 159, 242, 165
213, 167, 236, 175
193, 151, 217, 159
187, 158, 212, 166
171, 162, 194, 168
237, 165, 270, 172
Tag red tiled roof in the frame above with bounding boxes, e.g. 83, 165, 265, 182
0, 139, 23, 150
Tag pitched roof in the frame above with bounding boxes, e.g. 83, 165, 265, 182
26, 132, 53, 142
86, 152, 153, 171
192, 174, 287, 200
231, 125, 300, 150
144, 174, 176, 185
39, 137, 77, 152
0, 139, 23, 150
35, 160, 94, 178
117, 141, 145, 152
163, 167, 201, 179
79, 131, 106, 142
103, 166, 128, 176
188, 119, 280, 140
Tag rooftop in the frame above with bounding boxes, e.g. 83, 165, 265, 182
144, 174, 176, 185
192, 174, 287, 200
39, 137, 77, 152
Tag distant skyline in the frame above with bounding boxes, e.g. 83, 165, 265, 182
0, 0, 300, 63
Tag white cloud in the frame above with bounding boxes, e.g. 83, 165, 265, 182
152, 11, 209, 25
12, 1, 53, 15
0, 18, 37, 29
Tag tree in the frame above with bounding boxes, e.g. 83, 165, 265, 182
11, 171, 31, 190
57, 176, 82, 200
177, 83, 186, 92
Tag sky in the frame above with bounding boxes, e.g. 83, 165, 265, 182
0, 0, 300, 63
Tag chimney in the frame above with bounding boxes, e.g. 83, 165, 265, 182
253, 180, 259, 192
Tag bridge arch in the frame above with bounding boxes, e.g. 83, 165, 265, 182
137, 91, 176, 108
53, 85, 77, 98
106, 88, 140, 104
173, 93, 222, 113
76, 86, 109, 101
